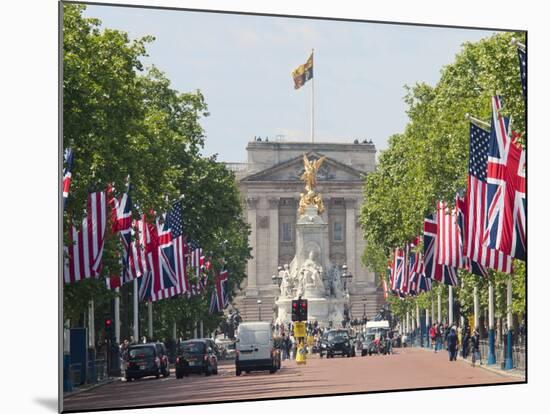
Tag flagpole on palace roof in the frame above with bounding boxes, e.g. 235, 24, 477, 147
311, 48, 315, 144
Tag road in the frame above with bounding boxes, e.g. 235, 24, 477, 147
63, 347, 523, 412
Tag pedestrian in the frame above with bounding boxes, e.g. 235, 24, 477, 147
470, 329, 481, 367
290, 334, 296, 360
462, 325, 470, 359
119, 339, 129, 378
281, 333, 288, 360
447, 326, 458, 361
429, 324, 437, 352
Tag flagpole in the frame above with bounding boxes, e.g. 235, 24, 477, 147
114, 287, 120, 344
133, 279, 139, 342
148, 300, 153, 340
448, 286, 453, 325
311, 48, 314, 144
487, 281, 496, 365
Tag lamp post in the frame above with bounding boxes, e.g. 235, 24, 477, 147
341, 264, 353, 293
257, 299, 262, 321
272, 265, 283, 290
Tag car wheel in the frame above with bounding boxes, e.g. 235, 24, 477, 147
205, 364, 211, 376
176, 371, 183, 379
125, 376, 132, 382
320, 352, 324, 358
236, 368, 242, 376
156, 368, 161, 379
245, 370, 251, 374
213, 365, 218, 375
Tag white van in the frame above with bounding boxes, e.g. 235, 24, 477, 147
235, 322, 279, 376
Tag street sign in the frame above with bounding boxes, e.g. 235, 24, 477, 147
293, 321, 306, 338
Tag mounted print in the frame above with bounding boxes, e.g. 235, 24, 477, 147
60, 1, 527, 412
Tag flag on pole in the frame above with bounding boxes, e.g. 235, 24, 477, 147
485, 96, 526, 260
292, 52, 313, 90
62, 148, 74, 210
436, 201, 463, 268
111, 189, 136, 285
209, 269, 229, 314
423, 214, 458, 286
165, 200, 189, 295
105, 275, 122, 290
64, 191, 108, 283
392, 248, 404, 292
462, 122, 513, 273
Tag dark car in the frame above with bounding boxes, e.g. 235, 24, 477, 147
125, 343, 170, 381
175, 340, 218, 378
320, 330, 354, 358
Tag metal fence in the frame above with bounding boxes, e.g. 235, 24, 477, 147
479, 339, 525, 371
69, 358, 109, 388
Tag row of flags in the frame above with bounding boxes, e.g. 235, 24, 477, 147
387, 42, 526, 298
62, 166, 230, 313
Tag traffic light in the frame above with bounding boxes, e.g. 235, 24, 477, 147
291, 300, 299, 322
105, 318, 114, 340
291, 299, 308, 321
299, 299, 308, 321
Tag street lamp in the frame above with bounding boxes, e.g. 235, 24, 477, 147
341, 264, 353, 292
272, 265, 283, 288
257, 299, 262, 321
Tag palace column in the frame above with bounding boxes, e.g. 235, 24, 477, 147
268, 197, 280, 292
345, 198, 357, 283
246, 197, 259, 296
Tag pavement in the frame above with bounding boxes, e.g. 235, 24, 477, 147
63, 348, 524, 412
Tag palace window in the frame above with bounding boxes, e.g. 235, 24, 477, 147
282, 222, 293, 242
333, 221, 343, 242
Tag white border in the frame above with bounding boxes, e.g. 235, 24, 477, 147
1, 1, 548, 413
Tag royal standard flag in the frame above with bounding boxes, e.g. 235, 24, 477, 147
292, 52, 313, 89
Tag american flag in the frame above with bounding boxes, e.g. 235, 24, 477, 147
485, 96, 526, 261
518, 48, 527, 100
462, 122, 513, 273
165, 201, 189, 295
187, 239, 206, 294
209, 269, 229, 314
62, 148, 74, 210
423, 214, 458, 286
64, 191, 108, 283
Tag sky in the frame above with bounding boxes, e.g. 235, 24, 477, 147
83, 5, 498, 162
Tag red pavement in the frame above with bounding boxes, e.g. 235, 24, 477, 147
63, 347, 523, 412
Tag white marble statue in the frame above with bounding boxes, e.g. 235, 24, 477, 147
279, 264, 293, 298
299, 250, 325, 296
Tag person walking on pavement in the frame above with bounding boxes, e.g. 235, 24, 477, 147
470, 329, 481, 367
447, 326, 458, 361
429, 324, 437, 352
462, 325, 470, 359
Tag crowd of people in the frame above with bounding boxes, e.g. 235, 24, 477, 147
428, 323, 481, 367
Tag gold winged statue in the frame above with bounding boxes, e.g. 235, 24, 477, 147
298, 154, 326, 216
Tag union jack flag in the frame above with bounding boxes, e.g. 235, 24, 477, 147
407, 252, 424, 295
485, 96, 526, 261
64, 191, 108, 283
62, 148, 74, 210
391, 248, 404, 292
209, 269, 229, 313
423, 214, 458, 286
109, 188, 135, 286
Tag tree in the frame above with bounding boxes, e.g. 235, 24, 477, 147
359, 31, 526, 323
63, 4, 250, 335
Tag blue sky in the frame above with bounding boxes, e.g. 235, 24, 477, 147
83, 5, 497, 162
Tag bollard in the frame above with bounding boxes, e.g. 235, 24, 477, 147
296, 343, 307, 365
504, 330, 514, 370
487, 329, 496, 365
63, 353, 72, 392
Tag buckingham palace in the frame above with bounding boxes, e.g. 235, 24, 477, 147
227, 138, 385, 322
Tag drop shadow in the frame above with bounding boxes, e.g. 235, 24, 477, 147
34, 397, 58, 412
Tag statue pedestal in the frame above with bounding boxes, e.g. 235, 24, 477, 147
275, 296, 348, 328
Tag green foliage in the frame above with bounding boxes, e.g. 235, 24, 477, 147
359, 31, 526, 321
63, 4, 250, 336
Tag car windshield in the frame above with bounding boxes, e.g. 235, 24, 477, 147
128, 347, 154, 359
179, 342, 205, 354
327, 331, 348, 341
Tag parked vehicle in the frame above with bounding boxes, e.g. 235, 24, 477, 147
235, 322, 280, 376
215, 338, 237, 359
321, 329, 354, 358
125, 343, 170, 381
175, 339, 218, 378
